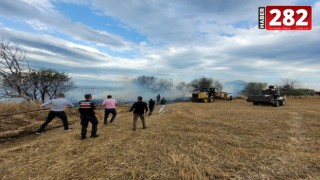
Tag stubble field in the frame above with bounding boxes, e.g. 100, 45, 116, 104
0, 98, 319, 179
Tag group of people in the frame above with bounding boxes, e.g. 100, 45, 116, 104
36, 93, 167, 140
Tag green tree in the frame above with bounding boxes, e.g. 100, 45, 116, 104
190, 76, 213, 90
36, 69, 75, 102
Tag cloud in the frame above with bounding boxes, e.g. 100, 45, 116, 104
0, 0, 319, 90
25, 20, 54, 31
0, 28, 151, 75
0, 0, 129, 49
89, 0, 297, 44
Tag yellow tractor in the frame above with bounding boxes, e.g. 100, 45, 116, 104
191, 88, 215, 103
214, 92, 233, 100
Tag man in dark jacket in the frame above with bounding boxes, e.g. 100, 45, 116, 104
78, 94, 102, 140
148, 98, 155, 116
129, 96, 148, 131
156, 94, 161, 104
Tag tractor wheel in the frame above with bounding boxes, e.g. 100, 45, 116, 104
279, 99, 286, 106
203, 98, 208, 103
253, 102, 259, 105
273, 101, 279, 107
209, 97, 214, 102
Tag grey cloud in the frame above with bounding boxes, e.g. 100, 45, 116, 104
89, 0, 296, 44
1, 0, 319, 90
224, 31, 320, 64
0, 1, 126, 48
0, 29, 157, 78
0, 28, 109, 64
164, 52, 206, 69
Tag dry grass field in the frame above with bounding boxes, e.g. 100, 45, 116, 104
0, 98, 319, 179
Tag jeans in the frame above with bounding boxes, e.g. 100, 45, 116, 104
133, 114, 146, 130
37, 111, 69, 133
80, 115, 98, 138
104, 108, 117, 124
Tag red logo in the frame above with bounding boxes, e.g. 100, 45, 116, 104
259, 6, 312, 30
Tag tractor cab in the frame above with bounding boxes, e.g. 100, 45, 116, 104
191, 87, 215, 103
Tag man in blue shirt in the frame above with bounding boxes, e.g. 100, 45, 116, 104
36, 93, 74, 134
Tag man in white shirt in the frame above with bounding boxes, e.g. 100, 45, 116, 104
36, 93, 74, 134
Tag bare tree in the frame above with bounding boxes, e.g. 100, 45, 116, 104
278, 78, 298, 91
241, 82, 268, 96
0, 38, 31, 99
277, 78, 307, 96
154, 78, 173, 92
212, 79, 223, 92
134, 75, 172, 92
0, 39, 75, 101
135, 75, 157, 91
176, 81, 192, 97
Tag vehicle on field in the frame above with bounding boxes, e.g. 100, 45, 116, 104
191, 88, 215, 103
214, 92, 233, 100
247, 85, 286, 107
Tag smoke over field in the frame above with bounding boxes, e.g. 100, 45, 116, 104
69, 80, 186, 104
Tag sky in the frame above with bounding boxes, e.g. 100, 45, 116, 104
0, 0, 319, 91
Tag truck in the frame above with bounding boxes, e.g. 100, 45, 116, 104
247, 85, 286, 107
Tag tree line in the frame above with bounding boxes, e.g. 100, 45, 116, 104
241, 79, 317, 96
135, 75, 318, 97
134, 76, 223, 97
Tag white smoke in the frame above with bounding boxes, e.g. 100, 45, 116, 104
67, 79, 186, 104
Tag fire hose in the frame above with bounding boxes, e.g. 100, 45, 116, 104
0, 105, 132, 118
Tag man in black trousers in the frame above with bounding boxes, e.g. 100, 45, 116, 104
148, 98, 155, 116
78, 94, 102, 140
36, 93, 74, 134
129, 96, 148, 131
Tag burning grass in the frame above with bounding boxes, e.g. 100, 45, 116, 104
0, 99, 319, 179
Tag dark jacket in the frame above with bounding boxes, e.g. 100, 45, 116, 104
130, 101, 148, 114
160, 98, 167, 105
148, 100, 155, 109
78, 100, 96, 117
